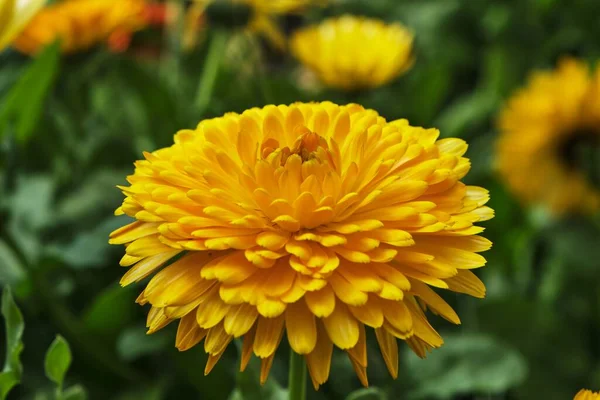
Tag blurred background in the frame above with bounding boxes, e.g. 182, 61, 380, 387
1, 0, 600, 399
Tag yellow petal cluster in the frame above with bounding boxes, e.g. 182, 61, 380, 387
291, 15, 414, 90
110, 102, 493, 388
498, 58, 600, 214
0, 0, 45, 51
13, 0, 147, 55
576, 390, 600, 400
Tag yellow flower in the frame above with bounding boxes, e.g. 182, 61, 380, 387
110, 102, 493, 388
0, 0, 45, 51
13, 0, 147, 55
575, 389, 600, 400
498, 58, 600, 215
291, 15, 415, 90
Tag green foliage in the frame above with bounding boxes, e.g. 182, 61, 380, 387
62, 384, 87, 400
405, 334, 528, 399
0, 41, 60, 143
346, 388, 387, 400
0, 287, 24, 400
228, 356, 288, 400
45, 335, 72, 390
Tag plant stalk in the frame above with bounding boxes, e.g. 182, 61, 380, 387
194, 29, 228, 114
288, 349, 307, 400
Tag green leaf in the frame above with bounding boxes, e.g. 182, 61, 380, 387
62, 384, 87, 400
228, 342, 287, 400
54, 169, 129, 224
0, 371, 19, 400
0, 241, 26, 287
47, 217, 126, 270
406, 333, 528, 399
435, 91, 497, 139
345, 387, 387, 400
0, 41, 61, 143
1, 287, 24, 374
44, 335, 72, 389
4, 174, 55, 264
116, 326, 171, 361
113, 384, 165, 400
1, 286, 25, 400
82, 284, 138, 336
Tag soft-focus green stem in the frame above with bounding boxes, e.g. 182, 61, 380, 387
194, 29, 228, 113
162, 0, 186, 88
288, 350, 306, 400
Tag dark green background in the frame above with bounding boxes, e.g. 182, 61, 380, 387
1, 0, 600, 399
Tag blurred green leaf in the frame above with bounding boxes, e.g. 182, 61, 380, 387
48, 217, 126, 269
175, 345, 236, 400
114, 384, 165, 400
4, 174, 55, 263
82, 284, 137, 336
345, 388, 387, 400
1, 286, 24, 399
406, 333, 528, 399
0, 41, 60, 143
0, 241, 26, 286
117, 326, 171, 361
228, 344, 287, 400
45, 335, 72, 389
436, 91, 497, 139
62, 384, 87, 400
54, 170, 129, 224
0, 372, 19, 400
477, 299, 590, 400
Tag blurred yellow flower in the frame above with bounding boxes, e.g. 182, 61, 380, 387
498, 58, 600, 215
575, 389, 600, 399
110, 102, 493, 388
291, 15, 414, 90
0, 0, 45, 51
13, 0, 148, 54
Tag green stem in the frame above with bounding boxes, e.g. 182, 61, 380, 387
162, 0, 186, 88
194, 29, 228, 113
288, 350, 306, 400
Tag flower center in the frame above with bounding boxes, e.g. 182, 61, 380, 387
560, 128, 600, 188
260, 126, 335, 168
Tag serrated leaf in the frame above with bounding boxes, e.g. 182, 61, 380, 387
0, 41, 60, 143
62, 384, 87, 400
346, 387, 387, 400
1, 286, 25, 400
44, 335, 72, 388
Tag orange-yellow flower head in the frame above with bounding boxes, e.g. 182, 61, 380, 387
13, 0, 148, 54
575, 389, 600, 400
498, 58, 600, 215
110, 102, 493, 388
0, 0, 45, 51
291, 15, 414, 90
